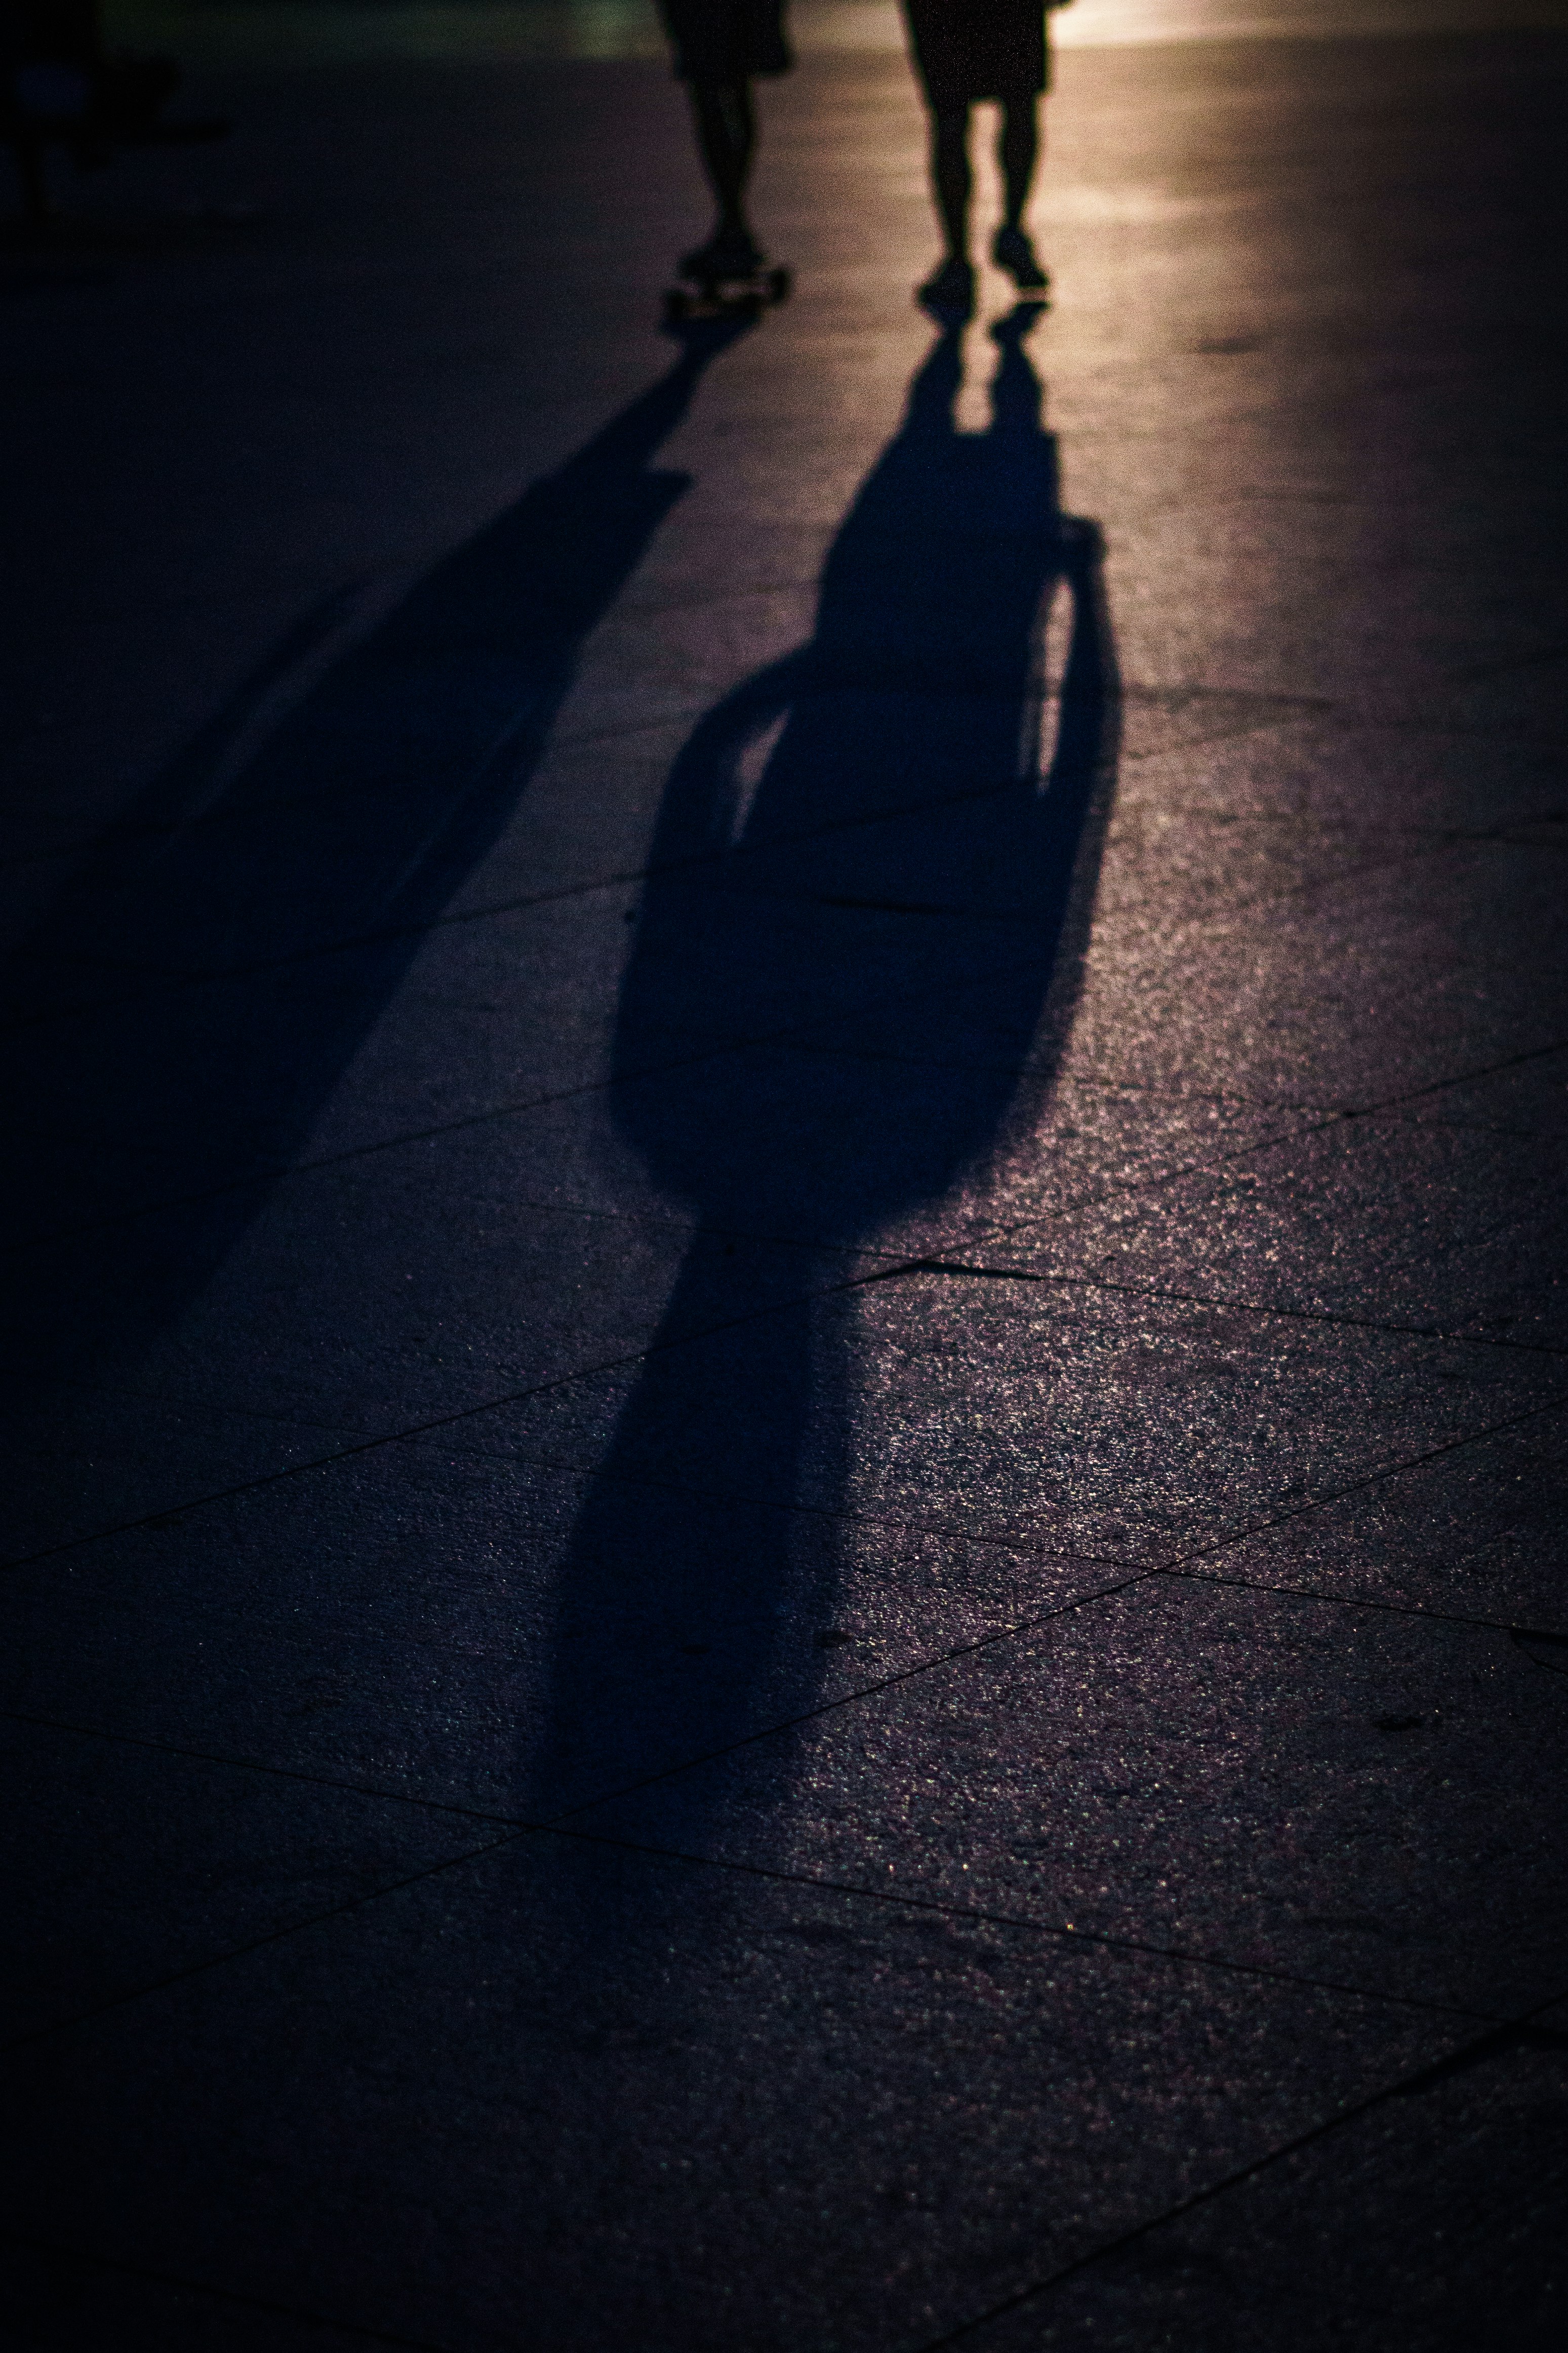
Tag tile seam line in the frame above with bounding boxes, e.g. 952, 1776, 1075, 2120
0, 1756, 1496, 2061
0, 838, 996, 1041
897, 1256, 1568, 1358
0, 2231, 453, 2351
0, 1063, 1328, 1254
17, 687, 1489, 1019
7, 1038, 809, 1250
0, 1572, 1155, 1864
1152, 1560, 1568, 1642
1141, 1392, 1568, 1575
8, 1302, 1564, 1583
1, 852, 1036, 1005
8, 728, 1036, 885
0, 761, 1096, 1014
12, 1134, 1560, 1356
15, 670, 1305, 876
0, 1705, 532, 1832
429, 1083, 1337, 1255
13, 1005, 1561, 1256
531, 1543, 1512, 1833
722, 832, 1450, 931
1348, 1031, 1568, 1115
365, 1414, 1568, 1641
0, 695, 713, 875
506, 1412, 1568, 1828
391, 1430, 1145, 1559
0, 1251, 979, 1571
1, 1546, 1147, 1808
439, 1391, 1552, 1639
0, 813, 1440, 1014
0, 1821, 530, 2059
1052, 1034, 1568, 1122
15, 1055, 1349, 1344
910, 1995, 1568, 2353
527, 1823, 1503, 2023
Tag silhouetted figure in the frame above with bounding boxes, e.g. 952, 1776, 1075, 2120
531, 312, 1117, 1815
2, 0, 221, 229
658, 0, 791, 287
902, 0, 1069, 320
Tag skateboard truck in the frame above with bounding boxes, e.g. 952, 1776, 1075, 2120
663, 262, 791, 325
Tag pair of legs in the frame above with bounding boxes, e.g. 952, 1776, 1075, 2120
920, 92, 1047, 315
931, 93, 1039, 262
684, 80, 762, 270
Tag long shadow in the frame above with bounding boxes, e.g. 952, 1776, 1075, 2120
2, 322, 742, 1392
530, 313, 1119, 1817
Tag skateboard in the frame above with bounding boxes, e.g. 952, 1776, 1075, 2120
663, 262, 791, 326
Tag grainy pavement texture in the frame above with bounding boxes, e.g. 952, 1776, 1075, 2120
2, 1, 1566, 2344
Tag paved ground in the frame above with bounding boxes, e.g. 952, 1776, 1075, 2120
4, 5, 1567, 2345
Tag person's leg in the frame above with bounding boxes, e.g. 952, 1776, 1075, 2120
992, 93, 1049, 288
917, 104, 976, 317
997, 94, 1038, 231
930, 105, 973, 260
689, 80, 756, 245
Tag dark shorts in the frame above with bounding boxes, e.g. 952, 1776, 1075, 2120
901, 0, 1049, 111
658, 0, 792, 85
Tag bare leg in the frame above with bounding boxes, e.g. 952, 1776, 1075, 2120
992, 95, 1049, 288
931, 106, 972, 259
997, 96, 1039, 231
689, 81, 756, 244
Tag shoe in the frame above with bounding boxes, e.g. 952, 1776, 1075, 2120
916, 255, 976, 323
991, 225, 1050, 290
680, 227, 766, 285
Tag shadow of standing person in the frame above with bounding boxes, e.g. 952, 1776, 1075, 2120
1, 320, 748, 1441
529, 310, 1118, 1820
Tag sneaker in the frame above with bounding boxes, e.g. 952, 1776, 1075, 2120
680, 227, 766, 286
916, 255, 976, 323
991, 225, 1050, 290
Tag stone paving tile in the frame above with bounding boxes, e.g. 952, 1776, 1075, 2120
1357, 1206, 1568, 1353
803, 840, 1568, 1110
6, 18, 1564, 2344
422, 1043, 1321, 1262
976, 1112, 1568, 1347
1180, 1397, 1568, 1633
0, 1720, 490, 2043
0, 1383, 357, 1568
1403, 1045, 1568, 1138
445, 1272, 1562, 1562
0, 1441, 1120, 1816
2, 1175, 877, 1436
1111, 714, 1568, 835
962, 2019, 1568, 2350
0, 2247, 389, 2353
518, 579, 820, 750
6, 874, 1023, 1230
436, 710, 714, 916
572, 1579, 1568, 2014
0, 1834, 1460, 2353
708, 785, 1437, 931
